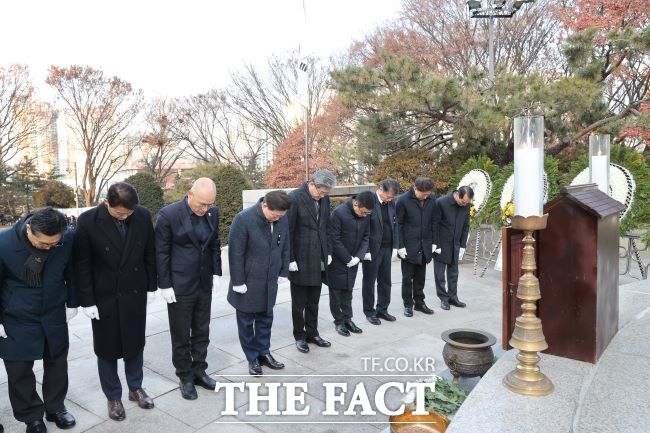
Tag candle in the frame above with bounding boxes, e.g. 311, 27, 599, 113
590, 155, 608, 194
514, 147, 543, 217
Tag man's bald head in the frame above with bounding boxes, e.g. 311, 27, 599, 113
187, 177, 217, 216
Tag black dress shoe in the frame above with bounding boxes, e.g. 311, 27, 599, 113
107, 400, 126, 421
179, 381, 198, 400
248, 359, 263, 376
335, 323, 350, 336
404, 307, 413, 317
377, 311, 396, 322
449, 298, 467, 308
25, 420, 47, 433
296, 339, 310, 353
414, 303, 434, 315
345, 320, 363, 333
128, 388, 155, 409
194, 372, 217, 390
367, 315, 381, 325
258, 354, 285, 369
441, 300, 450, 310
306, 335, 331, 347
45, 410, 76, 429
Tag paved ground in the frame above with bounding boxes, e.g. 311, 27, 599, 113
0, 243, 647, 433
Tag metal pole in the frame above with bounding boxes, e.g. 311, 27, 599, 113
304, 106, 309, 180
488, 15, 495, 82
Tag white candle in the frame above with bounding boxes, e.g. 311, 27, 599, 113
514, 147, 543, 217
590, 155, 608, 194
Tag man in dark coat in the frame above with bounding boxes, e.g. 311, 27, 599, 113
361, 179, 400, 325
228, 191, 291, 376
287, 169, 336, 353
396, 177, 436, 317
327, 191, 374, 337
433, 186, 473, 310
74, 182, 156, 421
155, 177, 222, 400
0, 208, 78, 433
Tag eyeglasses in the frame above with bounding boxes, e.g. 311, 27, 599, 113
195, 202, 214, 210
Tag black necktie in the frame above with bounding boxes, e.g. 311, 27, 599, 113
117, 220, 127, 240
315, 200, 320, 220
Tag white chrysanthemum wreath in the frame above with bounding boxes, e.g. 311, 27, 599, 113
570, 163, 636, 221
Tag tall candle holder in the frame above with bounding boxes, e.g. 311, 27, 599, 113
589, 134, 610, 194
503, 114, 554, 396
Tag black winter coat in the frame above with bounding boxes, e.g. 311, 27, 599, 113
74, 204, 156, 360
432, 193, 470, 265
367, 192, 399, 257
396, 188, 437, 265
327, 199, 370, 290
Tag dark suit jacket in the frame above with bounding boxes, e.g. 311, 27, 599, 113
287, 182, 330, 286
0, 217, 78, 361
227, 199, 289, 313
74, 204, 156, 359
396, 188, 436, 265
155, 197, 222, 296
367, 192, 399, 257
327, 199, 370, 290
432, 192, 470, 265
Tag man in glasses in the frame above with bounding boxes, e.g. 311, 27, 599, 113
0, 207, 78, 433
155, 177, 222, 400
327, 191, 374, 337
73, 182, 157, 421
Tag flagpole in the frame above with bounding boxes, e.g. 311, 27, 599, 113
302, 0, 309, 181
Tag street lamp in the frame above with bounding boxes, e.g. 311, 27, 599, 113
467, 0, 535, 82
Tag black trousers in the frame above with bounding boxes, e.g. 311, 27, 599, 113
97, 351, 144, 400
401, 259, 427, 307
236, 310, 273, 362
329, 288, 353, 325
290, 283, 322, 340
434, 260, 459, 302
362, 247, 393, 317
4, 341, 68, 423
167, 289, 212, 382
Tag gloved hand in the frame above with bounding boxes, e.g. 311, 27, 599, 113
147, 292, 156, 304
278, 276, 289, 287
160, 288, 177, 304
432, 244, 438, 254
289, 262, 299, 272
392, 249, 398, 259
327, 255, 332, 265
363, 253, 372, 261
459, 247, 465, 261
233, 284, 248, 294
434, 247, 442, 254
83, 306, 100, 320
397, 248, 407, 259
66, 307, 78, 323
347, 257, 361, 268
0, 324, 8, 338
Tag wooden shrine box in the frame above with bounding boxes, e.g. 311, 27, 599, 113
503, 184, 625, 363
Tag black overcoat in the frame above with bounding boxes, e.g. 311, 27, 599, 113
0, 217, 78, 361
327, 199, 370, 290
396, 188, 436, 265
367, 192, 399, 257
287, 182, 330, 286
74, 204, 156, 360
432, 193, 470, 265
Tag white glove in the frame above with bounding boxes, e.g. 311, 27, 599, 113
392, 249, 398, 258
278, 276, 289, 286
397, 248, 407, 259
83, 306, 100, 320
363, 253, 372, 261
432, 244, 438, 254
327, 255, 332, 265
160, 288, 177, 304
233, 284, 248, 294
0, 324, 7, 338
289, 262, 299, 272
147, 292, 156, 304
459, 247, 465, 260
66, 307, 78, 323
347, 257, 361, 268
435, 247, 442, 254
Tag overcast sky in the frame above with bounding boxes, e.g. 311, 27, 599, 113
1, 0, 402, 99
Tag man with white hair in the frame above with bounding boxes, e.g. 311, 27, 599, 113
155, 177, 222, 400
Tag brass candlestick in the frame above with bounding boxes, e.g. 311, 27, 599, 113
503, 214, 554, 396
